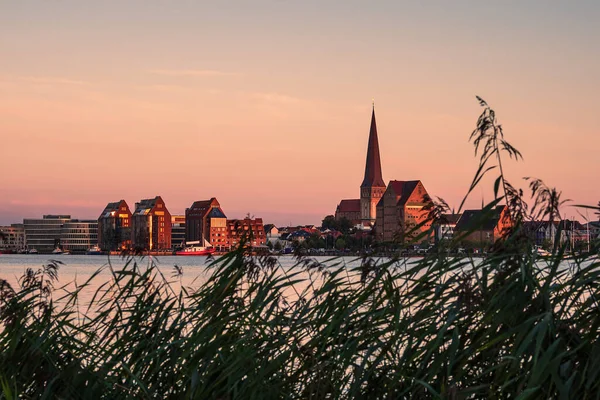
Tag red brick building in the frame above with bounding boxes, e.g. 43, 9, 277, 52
454, 205, 511, 245
98, 200, 132, 251
334, 105, 385, 229
360, 106, 386, 225
225, 218, 266, 250
335, 199, 361, 226
375, 180, 433, 243
132, 196, 171, 250
185, 198, 228, 250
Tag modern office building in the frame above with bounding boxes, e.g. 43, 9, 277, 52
0, 224, 25, 252
23, 215, 71, 253
98, 200, 132, 251
60, 220, 98, 253
132, 196, 171, 250
171, 214, 186, 249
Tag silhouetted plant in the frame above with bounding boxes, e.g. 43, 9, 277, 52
1, 97, 599, 398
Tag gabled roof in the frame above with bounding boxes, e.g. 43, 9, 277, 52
187, 198, 221, 218
207, 207, 226, 219
361, 107, 385, 188
455, 206, 506, 231
439, 213, 462, 225
99, 200, 129, 219
385, 180, 423, 206
264, 224, 277, 233
337, 199, 361, 213
134, 196, 164, 216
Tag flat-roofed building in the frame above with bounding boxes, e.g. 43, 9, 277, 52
132, 196, 171, 250
60, 220, 98, 253
0, 224, 25, 252
226, 217, 266, 250
171, 215, 186, 249
23, 215, 71, 253
98, 200, 132, 251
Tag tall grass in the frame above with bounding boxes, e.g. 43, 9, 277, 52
1, 98, 599, 399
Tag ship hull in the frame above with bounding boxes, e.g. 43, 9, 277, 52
175, 248, 216, 256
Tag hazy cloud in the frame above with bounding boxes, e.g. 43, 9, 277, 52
148, 69, 240, 77
16, 76, 89, 85
250, 92, 302, 104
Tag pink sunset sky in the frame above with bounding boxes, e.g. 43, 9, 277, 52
1, 1, 598, 226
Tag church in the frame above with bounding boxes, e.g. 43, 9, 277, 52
334, 105, 433, 242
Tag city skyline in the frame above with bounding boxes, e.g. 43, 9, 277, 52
1, 1, 599, 226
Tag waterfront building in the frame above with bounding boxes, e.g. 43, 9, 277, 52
23, 215, 71, 253
60, 220, 98, 253
334, 105, 385, 229
171, 215, 186, 249
0, 224, 25, 252
132, 196, 171, 250
360, 106, 386, 225
185, 198, 227, 249
434, 214, 462, 242
225, 218, 266, 249
454, 205, 511, 246
98, 200, 132, 251
375, 180, 433, 243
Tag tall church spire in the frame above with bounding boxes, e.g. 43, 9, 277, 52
361, 105, 385, 188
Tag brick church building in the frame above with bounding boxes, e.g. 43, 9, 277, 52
334, 104, 432, 242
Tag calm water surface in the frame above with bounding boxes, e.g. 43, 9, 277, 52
0, 254, 373, 304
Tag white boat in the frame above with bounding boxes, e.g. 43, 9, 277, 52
86, 245, 103, 255
28, 248, 39, 254
51, 247, 63, 255
175, 239, 216, 256
535, 246, 551, 257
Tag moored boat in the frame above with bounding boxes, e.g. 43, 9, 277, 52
86, 245, 103, 255
51, 247, 63, 255
175, 239, 216, 256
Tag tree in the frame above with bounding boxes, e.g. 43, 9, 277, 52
335, 238, 346, 250
274, 241, 282, 251
321, 215, 352, 234
321, 215, 337, 230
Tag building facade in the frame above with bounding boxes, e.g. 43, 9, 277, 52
454, 206, 511, 245
434, 214, 462, 243
132, 196, 171, 250
225, 218, 266, 249
335, 105, 385, 229
360, 106, 386, 225
375, 180, 433, 243
0, 224, 25, 252
98, 200, 132, 251
171, 215, 186, 249
60, 220, 98, 253
185, 198, 227, 248
334, 199, 361, 226
23, 215, 71, 253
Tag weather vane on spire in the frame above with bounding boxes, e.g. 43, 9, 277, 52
372, 98, 375, 109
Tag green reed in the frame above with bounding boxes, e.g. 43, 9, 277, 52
1, 98, 599, 399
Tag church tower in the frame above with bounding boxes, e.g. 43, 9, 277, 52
360, 104, 386, 225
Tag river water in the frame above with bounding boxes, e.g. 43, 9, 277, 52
0, 254, 375, 305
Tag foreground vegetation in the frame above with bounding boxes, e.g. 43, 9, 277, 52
1, 98, 599, 398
